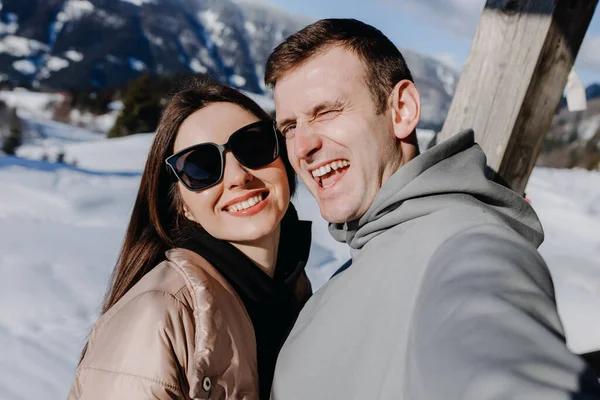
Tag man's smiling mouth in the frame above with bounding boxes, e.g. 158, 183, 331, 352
310, 159, 350, 188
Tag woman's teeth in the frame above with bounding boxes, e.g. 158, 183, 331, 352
311, 160, 350, 178
226, 195, 264, 212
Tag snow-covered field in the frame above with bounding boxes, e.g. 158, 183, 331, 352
0, 118, 599, 399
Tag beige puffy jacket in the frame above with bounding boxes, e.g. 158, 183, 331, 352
67, 248, 310, 400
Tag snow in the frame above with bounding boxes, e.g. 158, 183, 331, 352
579, 114, 600, 142
17, 132, 152, 172
526, 168, 600, 354
416, 129, 436, 152
244, 20, 257, 35
128, 57, 146, 71
0, 116, 599, 399
240, 89, 274, 113
200, 10, 224, 32
147, 33, 164, 47
198, 10, 226, 47
105, 54, 122, 64
68, 109, 119, 134
64, 50, 83, 62
230, 74, 247, 87
0, 90, 65, 120
91, 112, 119, 134
436, 63, 458, 96
57, 0, 94, 22
46, 56, 69, 72
120, 0, 156, 5
108, 100, 123, 112
0, 35, 47, 57
0, 14, 18, 35
12, 60, 36, 75
189, 58, 207, 73
52, 0, 95, 42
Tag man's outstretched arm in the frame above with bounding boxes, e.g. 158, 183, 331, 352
405, 225, 600, 399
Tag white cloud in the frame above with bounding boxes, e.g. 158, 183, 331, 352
383, 0, 485, 37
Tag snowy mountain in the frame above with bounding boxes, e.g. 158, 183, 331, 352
401, 48, 458, 130
0, 0, 458, 129
235, 1, 313, 92
0, 0, 309, 93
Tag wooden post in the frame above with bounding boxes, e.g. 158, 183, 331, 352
440, 0, 598, 195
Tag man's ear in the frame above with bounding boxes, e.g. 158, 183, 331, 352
389, 80, 420, 140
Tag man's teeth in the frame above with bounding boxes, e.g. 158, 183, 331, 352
311, 160, 350, 177
226, 195, 264, 212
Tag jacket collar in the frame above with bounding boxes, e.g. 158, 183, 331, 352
173, 203, 312, 305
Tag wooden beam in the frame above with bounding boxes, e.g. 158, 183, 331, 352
440, 0, 598, 195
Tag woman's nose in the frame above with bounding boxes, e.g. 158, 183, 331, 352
222, 152, 253, 189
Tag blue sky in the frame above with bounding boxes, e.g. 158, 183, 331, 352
260, 0, 600, 86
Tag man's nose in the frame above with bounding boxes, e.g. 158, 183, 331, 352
223, 152, 252, 189
293, 123, 323, 161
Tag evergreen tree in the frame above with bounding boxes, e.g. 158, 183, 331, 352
108, 74, 166, 138
56, 150, 66, 164
1, 109, 23, 155
108, 72, 208, 138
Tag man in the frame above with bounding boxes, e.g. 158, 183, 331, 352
265, 18, 600, 399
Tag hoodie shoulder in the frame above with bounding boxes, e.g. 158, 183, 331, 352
426, 223, 555, 298
404, 224, 600, 398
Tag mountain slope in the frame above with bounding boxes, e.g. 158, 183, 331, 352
0, 0, 459, 129
0, 0, 265, 92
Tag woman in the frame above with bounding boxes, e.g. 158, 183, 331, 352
67, 78, 312, 400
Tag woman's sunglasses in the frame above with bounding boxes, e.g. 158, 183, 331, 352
165, 120, 280, 191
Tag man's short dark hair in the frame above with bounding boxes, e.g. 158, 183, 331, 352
265, 18, 413, 114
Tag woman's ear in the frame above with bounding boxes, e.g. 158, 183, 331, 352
183, 204, 196, 223
389, 80, 420, 140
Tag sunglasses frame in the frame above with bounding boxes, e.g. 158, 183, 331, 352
165, 120, 280, 192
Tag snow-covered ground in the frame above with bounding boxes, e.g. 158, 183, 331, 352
0, 89, 64, 120
0, 89, 119, 136
0, 119, 599, 399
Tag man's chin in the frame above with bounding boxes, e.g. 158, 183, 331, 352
319, 203, 358, 224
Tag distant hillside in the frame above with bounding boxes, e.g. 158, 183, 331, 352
586, 83, 600, 101
538, 96, 600, 170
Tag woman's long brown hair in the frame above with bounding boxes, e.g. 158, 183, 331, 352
80, 76, 296, 361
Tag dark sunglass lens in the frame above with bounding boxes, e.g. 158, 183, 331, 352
175, 146, 222, 190
231, 122, 278, 169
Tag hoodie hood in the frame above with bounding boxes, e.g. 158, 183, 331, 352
329, 130, 544, 250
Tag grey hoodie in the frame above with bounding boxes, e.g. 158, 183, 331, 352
271, 130, 600, 399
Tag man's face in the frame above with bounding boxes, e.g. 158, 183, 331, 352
274, 47, 403, 223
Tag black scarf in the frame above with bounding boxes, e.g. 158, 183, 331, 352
175, 204, 311, 399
